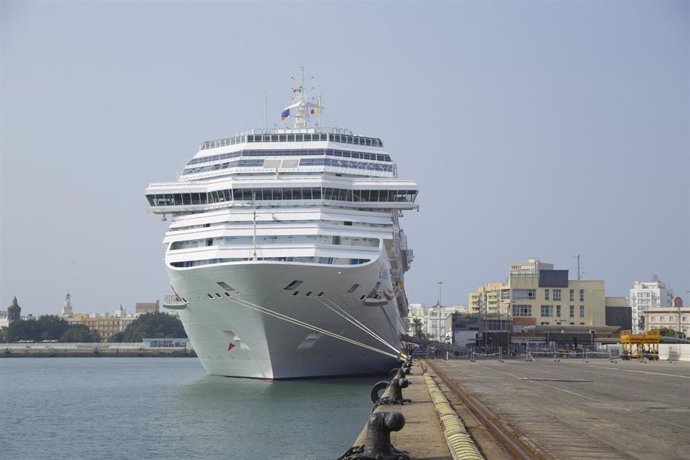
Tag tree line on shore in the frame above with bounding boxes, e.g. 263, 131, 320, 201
0, 312, 186, 343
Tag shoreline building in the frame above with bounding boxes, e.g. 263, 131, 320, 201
408, 303, 465, 341
466, 258, 626, 350
67, 311, 136, 342
468, 259, 608, 330
629, 277, 674, 333
509, 259, 606, 328
468, 282, 511, 316
135, 301, 160, 316
62, 294, 139, 341
643, 297, 689, 338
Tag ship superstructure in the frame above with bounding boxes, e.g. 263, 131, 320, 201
146, 76, 418, 378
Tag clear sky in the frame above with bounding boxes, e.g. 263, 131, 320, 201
1, 0, 688, 317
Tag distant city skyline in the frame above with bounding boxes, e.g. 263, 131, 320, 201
1, 1, 688, 316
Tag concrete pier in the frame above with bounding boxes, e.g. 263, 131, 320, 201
427, 358, 690, 459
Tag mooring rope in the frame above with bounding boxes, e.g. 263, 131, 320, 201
317, 297, 403, 356
229, 296, 402, 360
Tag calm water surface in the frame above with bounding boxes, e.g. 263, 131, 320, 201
0, 358, 380, 459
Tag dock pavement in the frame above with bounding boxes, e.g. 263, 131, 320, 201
426, 357, 690, 460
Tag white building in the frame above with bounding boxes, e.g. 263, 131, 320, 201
643, 297, 688, 338
408, 303, 465, 341
630, 276, 673, 333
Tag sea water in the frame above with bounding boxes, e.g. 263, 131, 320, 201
0, 358, 378, 459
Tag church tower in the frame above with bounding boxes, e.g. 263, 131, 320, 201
61, 292, 73, 317
7, 297, 21, 323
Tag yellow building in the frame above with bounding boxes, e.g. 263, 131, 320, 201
469, 259, 607, 328
468, 282, 510, 316
67, 314, 135, 342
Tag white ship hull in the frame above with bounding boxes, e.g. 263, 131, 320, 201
168, 258, 404, 379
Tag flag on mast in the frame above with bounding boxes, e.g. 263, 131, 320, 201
280, 101, 301, 120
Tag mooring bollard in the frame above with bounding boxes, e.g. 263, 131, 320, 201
338, 412, 410, 460
393, 367, 407, 379
401, 358, 412, 375
377, 376, 410, 406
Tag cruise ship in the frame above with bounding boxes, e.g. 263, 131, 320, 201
145, 81, 418, 379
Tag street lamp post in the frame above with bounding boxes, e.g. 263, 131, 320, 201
437, 281, 443, 342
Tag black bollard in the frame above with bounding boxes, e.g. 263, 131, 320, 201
376, 377, 410, 406
389, 377, 410, 403
338, 412, 409, 460
363, 412, 409, 460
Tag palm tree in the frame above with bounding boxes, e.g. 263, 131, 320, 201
411, 318, 424, 338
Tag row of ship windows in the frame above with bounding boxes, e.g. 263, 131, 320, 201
188, 149, 391, 166
169, 220, 389, 233
200, 133, 384, 150
300, 158, 392, 171
147, 188, 418, 207
170, 235, 378, 250
512, 304, 586, 318
183, 156, 393, 176
170, 257, 371, 268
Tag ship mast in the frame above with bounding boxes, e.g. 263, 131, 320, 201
251, 192, 257, 261
293, 66, 308, 129
283, 66, 322, 129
